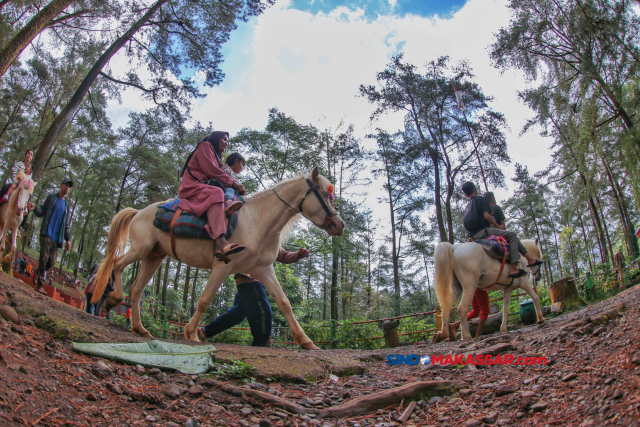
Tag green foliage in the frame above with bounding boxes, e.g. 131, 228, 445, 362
210, 359, 257, 380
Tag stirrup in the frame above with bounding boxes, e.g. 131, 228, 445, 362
214, 244, 245, 264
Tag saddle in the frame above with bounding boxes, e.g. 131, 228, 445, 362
474, 235, 510, 263
153, 198, 238, 240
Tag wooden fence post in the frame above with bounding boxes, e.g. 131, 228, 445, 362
382, 320, 400, 348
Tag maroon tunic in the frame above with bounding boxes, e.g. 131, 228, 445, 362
178, 142, 236, 239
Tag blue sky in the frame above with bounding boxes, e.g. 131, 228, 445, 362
108, 0, 553, 221
287, 0, 468, 20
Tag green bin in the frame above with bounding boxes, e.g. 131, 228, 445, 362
519, 299, 536, 325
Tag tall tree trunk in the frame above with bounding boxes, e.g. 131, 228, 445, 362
31, 0, 168, 181
173, 261, 182, 291
73, 205, 94, 278
0, 0, 77, 79
444, 186, 455, 243
330, 240, 339, 322
384, 161, 401, 315
340, 257, 345, 320
595, 195, 615, 263
322, 253, 327, 321
422, 253, 432, 308
161, 258, 171, 309
431, 154, 447, 241
305, 255, 312, 300
588, 195, 609, 265
182, 265, 191, 309
578, 214, 594, 272
190, 269, 199, 316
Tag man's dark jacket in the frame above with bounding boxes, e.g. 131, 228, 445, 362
33, 193, 71, 247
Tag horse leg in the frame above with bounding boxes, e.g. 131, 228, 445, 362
519, 279, 544, 323
255, 266, 317, 349
4, 226, 18, 273
184, 266, 233, 342
106, 246, 157, 311
501, 289, 512, 333
129, 254, 165, 338
456, 283, 476, 341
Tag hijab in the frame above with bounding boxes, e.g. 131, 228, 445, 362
202, 131, 229, 167
179, 131, 229, 178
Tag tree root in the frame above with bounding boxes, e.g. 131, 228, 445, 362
316, 380, 467, 419
197, 377, 467, 419
197, 377, 311, 415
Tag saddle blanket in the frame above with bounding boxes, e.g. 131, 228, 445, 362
153, 198, 238, 239
474, 235, 510, 262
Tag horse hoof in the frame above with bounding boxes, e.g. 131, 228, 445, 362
301, 342, 321, 350
139, 331, 153, 338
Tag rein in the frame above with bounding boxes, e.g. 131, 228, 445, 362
273, 178, 336, 230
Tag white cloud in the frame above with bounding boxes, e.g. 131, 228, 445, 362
106, 0, 553, 230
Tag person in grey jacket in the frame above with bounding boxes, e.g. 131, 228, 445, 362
27, 177, 73, 294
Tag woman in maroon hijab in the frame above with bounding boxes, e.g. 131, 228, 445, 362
179, 131, 245, 262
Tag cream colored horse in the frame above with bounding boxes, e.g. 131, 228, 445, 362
0, 176, 35, 268
92, 168, 344, 349
434, 239, 544, 341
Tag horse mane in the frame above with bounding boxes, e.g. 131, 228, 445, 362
246, 171, 332, 201
245, 171, 329, 246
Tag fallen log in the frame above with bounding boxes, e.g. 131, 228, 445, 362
316, 380, 467, 419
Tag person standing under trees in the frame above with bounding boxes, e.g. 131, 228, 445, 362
483, 191, 506, 230
179, 131, 246, 263
197, 247, 310, 346
27, 178, 73, 295
462, 181, 542, 278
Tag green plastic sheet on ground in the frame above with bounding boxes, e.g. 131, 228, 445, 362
72, 340, 217, 374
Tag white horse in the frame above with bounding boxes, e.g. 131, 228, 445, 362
91, 168, 344, 349
434, 238, 544, 341
0, 176, 35, 269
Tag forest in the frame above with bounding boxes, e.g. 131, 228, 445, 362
1, 0, 639, 347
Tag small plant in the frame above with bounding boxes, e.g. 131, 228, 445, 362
211, 359, 256, 380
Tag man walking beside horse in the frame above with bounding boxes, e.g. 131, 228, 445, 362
27, 178, 73, 295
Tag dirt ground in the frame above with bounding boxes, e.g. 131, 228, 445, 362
1, 271, 639, 426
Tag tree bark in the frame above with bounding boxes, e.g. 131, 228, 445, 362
322, 253, 327, 321
173, 260, 182, 291
31, 0, 168, 181
549, 277, 587, 311
190, 268, 199, 316
0, 0, 77, 79
161, 258, 170, 307
330, 239, 339, 322
182, 264, 191, 309
595, 195, 615, 264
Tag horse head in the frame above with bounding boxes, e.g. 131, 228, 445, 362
302, 167, 345, 236
523, 238, 542, 282
16, 175, 36, 211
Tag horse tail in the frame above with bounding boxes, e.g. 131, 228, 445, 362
91, 208, 138, 303
434, 242, 455, 316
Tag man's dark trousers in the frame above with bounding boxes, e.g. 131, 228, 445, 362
202, 281, 272, 347
36, 236, 58, 288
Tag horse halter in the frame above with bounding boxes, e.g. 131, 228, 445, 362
273, 178, 337, 230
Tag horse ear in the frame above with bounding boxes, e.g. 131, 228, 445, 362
535, 237, 539, 245
311, 167, 319, 183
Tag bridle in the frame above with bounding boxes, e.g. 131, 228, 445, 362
273, 178, 338, 230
